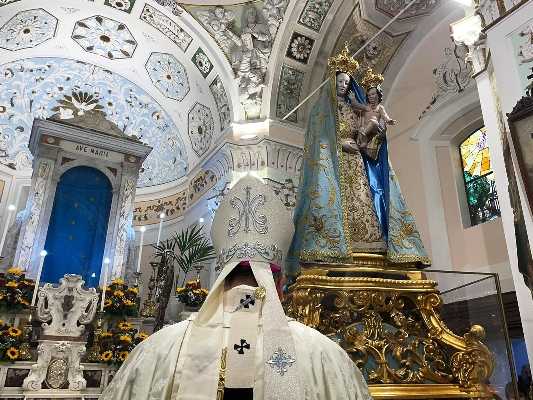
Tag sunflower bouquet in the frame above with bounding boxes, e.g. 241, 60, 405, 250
0, 267, 35, 312
101, 279, 140, 317
0, 320, 26, 362
96, 321, 149, 365
176, 279, 209, 308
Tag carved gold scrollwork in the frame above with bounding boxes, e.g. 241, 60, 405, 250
285, 264, 496, 399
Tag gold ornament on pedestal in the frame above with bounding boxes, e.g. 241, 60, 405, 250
285, 45, 496, 399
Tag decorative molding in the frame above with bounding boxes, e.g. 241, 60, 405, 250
140, 4, 192, 52
16, 159, 53, 271
72, 15, 137, 60
188, 102, 215, 157
152, 0, 183, 16
145, 52, 190, 101
188, 2, 288, 119
113, 176, 136, 277
286, 32, 314, 64
210, 76, 231, 131
0, 57, 187, 187
419, 43, 473, 119
298, 0, 333, 32
0, 0, 21, 7
0, 8, 58, 51
104, 0, 136, 13
375, 0, 440, 20
133, 169, 217, 225
276, 65, 305, 123
192, 47, 214, 78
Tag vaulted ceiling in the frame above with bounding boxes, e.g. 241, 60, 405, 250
0, 0, 450, 194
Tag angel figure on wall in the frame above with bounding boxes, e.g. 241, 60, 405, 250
288, 45, 430, 274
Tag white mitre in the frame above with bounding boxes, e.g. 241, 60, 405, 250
101, 175, 372, 400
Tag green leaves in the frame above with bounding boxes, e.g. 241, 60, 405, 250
173, 225, 215, 276
152, 225, 215, 286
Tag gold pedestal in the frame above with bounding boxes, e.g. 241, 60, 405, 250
285, 256, 496, 399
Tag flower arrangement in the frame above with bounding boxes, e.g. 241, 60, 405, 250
101, 279, 140, 317
176, 279, 208, 308
0, 267, 35, 312
96, 321, 149, 365
0, 320, 29, 362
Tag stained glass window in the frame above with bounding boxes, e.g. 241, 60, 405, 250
459, 127, 500, 226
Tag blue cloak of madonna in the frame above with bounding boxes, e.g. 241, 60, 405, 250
287, 77, 430, 276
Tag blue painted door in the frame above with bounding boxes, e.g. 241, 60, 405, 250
42, 166, 112, 287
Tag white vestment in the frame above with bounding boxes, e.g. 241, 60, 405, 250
102, 315, 371, 400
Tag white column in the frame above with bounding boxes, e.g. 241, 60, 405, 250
475, 70, 533, 363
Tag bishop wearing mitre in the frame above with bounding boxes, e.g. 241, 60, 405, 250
102, 175, 371, 400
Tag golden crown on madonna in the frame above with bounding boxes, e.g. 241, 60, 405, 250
328, 43, 360, 77
210, 175, 294, 271
361, 66, 384, 90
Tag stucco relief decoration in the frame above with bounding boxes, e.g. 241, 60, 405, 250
476, 0, 501, 26
146, 52, 190, 101
0, 0, 20, 7
152, 0, 183, 16
0, 8, 57, 51
298, 0, 333, 32
192, 47, 214, 78
133, 169, 217, 225
114, 177, 136, 274
210, 76, 231, 131
0, 58, 188, 186
104, 0, 136, 14
419, 43, 473, 118
511, 22, 533, 91
72, 15, 137, 60
276, 65, 305, 123
286, 32, 314, 64
140, 4, 192, 52
333, 14, 407, 74
376, 0, 440, 19
189, 1, 288, 119
188, 102, 215, 156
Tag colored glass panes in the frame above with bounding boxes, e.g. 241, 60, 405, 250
459, 127, 500, 226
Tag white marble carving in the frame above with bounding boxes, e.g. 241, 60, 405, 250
210, 76, 231, 131
23, 341, 87, 391
188, 102, 215, 156
140, 4, 192, 52
196, 3, 287, 119
113, 177, 136, 278
23, 275, 97, 392
16, 159, 53, 271
146, 52, 190, 101
519, 23, 533, 64
37, 274, 98, 337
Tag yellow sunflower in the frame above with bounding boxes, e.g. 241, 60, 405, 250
118, 351, 129, 361
113, 290, 125, 297
6, 347, 19, 360
6, 267, 22, 276
19, 298, 30, 306
100, 332, 113, 338
127, 287, 139, 294
104, 299, 112, 308
122, 299, 134, 307
112, 278, 125, 285
5, 281, 18, 288
118, 321, 133, 331
0, 319, 4, 326
176, 287, 186, 294
100, 351, 113, 362
0, 293, 5, 300
8, 327, 22, 337
137, 332, 149, 341
119, 335, 132, 343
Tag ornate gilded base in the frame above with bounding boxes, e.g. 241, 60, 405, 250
285, 258, 496, 399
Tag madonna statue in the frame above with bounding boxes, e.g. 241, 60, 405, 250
287, 46, 430, 275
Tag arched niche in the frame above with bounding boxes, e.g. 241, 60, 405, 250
42, 166, 112, 286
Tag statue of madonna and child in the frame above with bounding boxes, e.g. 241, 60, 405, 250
287, 46, 431, 275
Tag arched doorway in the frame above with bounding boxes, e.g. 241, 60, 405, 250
42, 166, 112, 286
